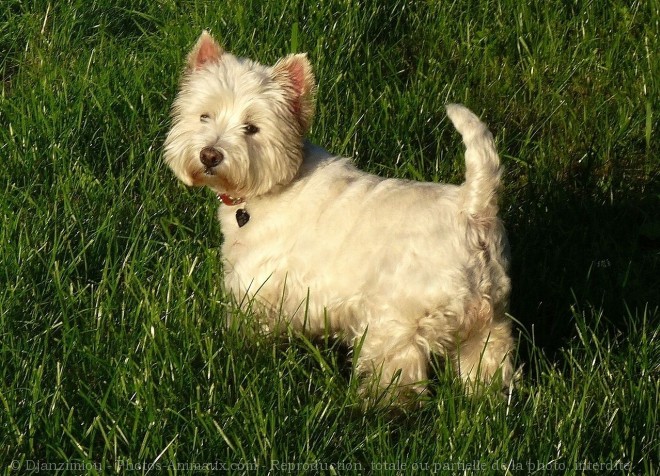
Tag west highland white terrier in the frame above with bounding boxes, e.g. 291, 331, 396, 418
164, 31, 515, 403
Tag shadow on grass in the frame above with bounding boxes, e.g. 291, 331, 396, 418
506, 174, 659, 368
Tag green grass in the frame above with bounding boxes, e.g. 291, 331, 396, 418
1, 0, 658, 474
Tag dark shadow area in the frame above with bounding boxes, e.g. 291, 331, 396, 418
505, 174, 660, 373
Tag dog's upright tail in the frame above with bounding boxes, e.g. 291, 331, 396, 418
446, 104, 501, 218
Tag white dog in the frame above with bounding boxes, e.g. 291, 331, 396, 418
164, 31, 514, 403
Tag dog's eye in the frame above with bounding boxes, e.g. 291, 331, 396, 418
244, 123, 259, 135
200, 114, 211, 122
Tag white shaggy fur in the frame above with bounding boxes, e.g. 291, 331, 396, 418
164, 31, 515, 402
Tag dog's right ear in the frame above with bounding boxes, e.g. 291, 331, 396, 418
186, 31, 224, 71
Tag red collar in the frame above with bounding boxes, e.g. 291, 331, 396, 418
217, 193, 245, 206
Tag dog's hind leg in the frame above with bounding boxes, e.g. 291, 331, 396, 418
454, 314, 514, 395
354, 323, 430, 405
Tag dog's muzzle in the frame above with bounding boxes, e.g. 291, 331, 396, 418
200, 147, 224, 172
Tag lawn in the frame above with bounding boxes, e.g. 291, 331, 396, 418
1, 0, 658, 474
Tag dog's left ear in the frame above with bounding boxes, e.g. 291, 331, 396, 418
186, 30, 224, 71
273, 54, 317, 133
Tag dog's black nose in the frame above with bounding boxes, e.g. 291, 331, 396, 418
200, 147, 223, 168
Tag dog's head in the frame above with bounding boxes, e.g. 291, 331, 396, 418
164, 31, 316, 198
